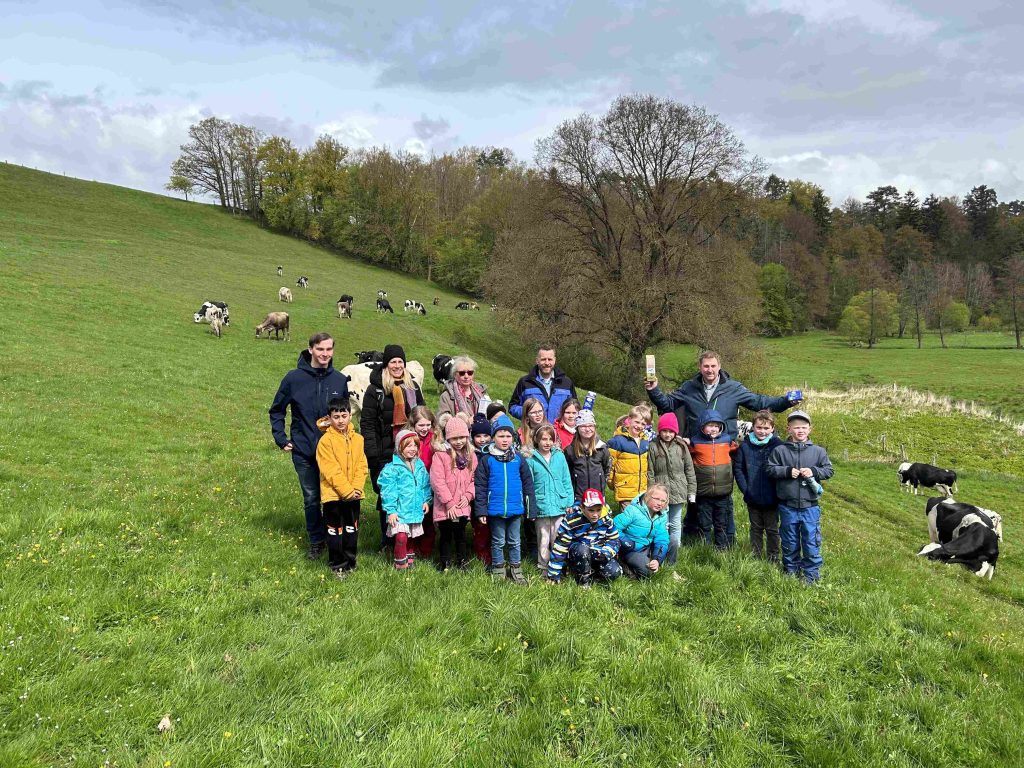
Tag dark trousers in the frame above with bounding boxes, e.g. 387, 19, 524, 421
291, 452, 325, 547
747, 503, 780, 561
437, 518, 469, 567
471, 516, 491, 564
414, 512, 436, 558
368, 458, 391, 547
619, 543, 661, 579
566, 542, 622, 585
323, 499, 359, 571
523, 516, 538, 562
695, 494, 735, 549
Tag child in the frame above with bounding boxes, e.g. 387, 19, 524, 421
406, 405, 438, 559
546, 488, 622, 587
379, 429, 433, 570
527, 424, 575, 571
429, 417, 478, 571
646, 413, 696, 566
518, 396, 547, 455
688, 409, 739, 549
633, 401, 656, 442
733, 410, 784, 562
613, 484, 671, 579
486, 401, 508, 424
767, 411, 834, 583
607, 406, 651, 508
564, 409, 611, 502
315, 398, 368, 577
474, 415, 537, 584
469, 415, 493, 565
553, 398, 581, 449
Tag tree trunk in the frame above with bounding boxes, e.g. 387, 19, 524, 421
914, 307, 922, 349
1013, 290, 1021, 349
938, 317, 946, 349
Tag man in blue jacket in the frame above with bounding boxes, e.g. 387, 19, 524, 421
269, 332, 350, 560
508, 345, 577, 423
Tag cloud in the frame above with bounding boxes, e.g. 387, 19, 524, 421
412, 114, 451, 141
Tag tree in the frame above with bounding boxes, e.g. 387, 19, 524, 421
485, 95, 764, 399
165, 174, 194, 201
999, 253, 1024, 349
963, 184, 999, 240
942, 301, 970, 338
865, 185, 901, 231
257, 136, 308, 233
887, 224, 932, 275
899, 260, 932, 348
928, 261, 963, 348
764, 173, 788, 201
170, 116, 235, 208
757, 263, 794, 336
838, 290, 898, 347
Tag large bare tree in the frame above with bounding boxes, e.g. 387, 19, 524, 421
485, 95, 763, 398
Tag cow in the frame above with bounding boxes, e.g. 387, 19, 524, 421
193, 301, 230, 327
470, 302, 480, 310
377, 290, 388, 300
255, 311, 290, 341
207, 306, 225, 338
404, 299, 427, 314
736, 420, 753, 443
296, 276, 309, 289
898, 462, 957, 496
455, 301, 471, 310
432, 354, 455, 391
342, 359, 426, 417
354, 350, 384, 364
279, 287, 293, 303
490, 303, 498, 311
432, 296, 440, 306
376, 298, 394, 314
276, 265, 283, 276
337, 294, 354, 319
918, 496, 1002, 579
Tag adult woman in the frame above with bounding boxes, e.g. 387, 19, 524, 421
361, 344, 426, 545
613, 484, 670, 579
436, 355, 489, 429
553, 398, 580, 449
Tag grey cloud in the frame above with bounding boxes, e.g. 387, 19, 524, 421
412, 114, 451, 140
235, 113, 316, 146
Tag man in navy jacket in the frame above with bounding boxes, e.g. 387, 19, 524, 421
508, 345, 577, 423
269, 332, 350, 559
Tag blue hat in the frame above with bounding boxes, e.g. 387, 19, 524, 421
491, 414, 516, 437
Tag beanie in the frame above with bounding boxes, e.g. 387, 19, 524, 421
491, 414, 516, 437
471, 414, 492, 438
394, 428, 419, 452
382, 344, 406, 364
657, 413, 679, 434
575, 409, 596, 427
444, 416, 470, 440
486, 402, 507, 421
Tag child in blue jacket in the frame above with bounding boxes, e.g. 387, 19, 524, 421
380, 429, 432, 570
474, 415, 537, 585
613, 484, 671, 579
733, 410, 784, 562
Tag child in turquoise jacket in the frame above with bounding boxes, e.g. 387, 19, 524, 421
527, 424, 575, 571
380, 429, 433, 570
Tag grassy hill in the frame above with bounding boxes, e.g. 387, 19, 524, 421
1, 163, 1023, 767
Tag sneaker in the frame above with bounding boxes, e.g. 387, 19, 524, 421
332, 568, 351, 581
406, 556, 417, 571
307, 543, 326, 560
490, 565, 506, 583
507, 563, 528, 586
456, 559, 470, 572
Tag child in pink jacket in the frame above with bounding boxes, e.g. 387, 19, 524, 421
429, 416, 478, 571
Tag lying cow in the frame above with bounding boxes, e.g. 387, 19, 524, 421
279, 287, 293, 303
255, 311, 290, 341
376, 298, 394, 314
918, 496, 1002, 579
455, 301, 471, 310
898, 462, 957, 495
193, 301, 231, 327
432, 353, 454, 391
342, 359, 426, 416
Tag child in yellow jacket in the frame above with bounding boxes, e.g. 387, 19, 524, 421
316, 398, 369, 577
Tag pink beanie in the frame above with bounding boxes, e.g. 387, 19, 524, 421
444, 416, 470, 439
657, 413, 679, 434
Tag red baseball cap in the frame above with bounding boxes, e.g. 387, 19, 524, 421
582, 488, 605, 508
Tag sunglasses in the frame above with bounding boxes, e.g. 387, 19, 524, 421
456, 370, 474, 376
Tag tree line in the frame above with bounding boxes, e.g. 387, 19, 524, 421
168, 97, 1024, 397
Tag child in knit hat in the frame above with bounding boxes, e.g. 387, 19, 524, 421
469, 414, 493, 564
646, 412, 696, 565
379, 428, 432, 570
429, 416, 478, 571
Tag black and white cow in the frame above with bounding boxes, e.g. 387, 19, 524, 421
432, 354, 455, 391
455, 301, 471, 310
296, 276, 309, 289
337, 294, 354, 319
354, 350, 384, 364
276, 265, 283, 276
376, 298, 394, 314
193, 301, 231, 326
404, 300, 427, 315
898, 462, 958, 495
377, 290, 388, 300
342, 359, 426, 416
918, 496, 1002, 579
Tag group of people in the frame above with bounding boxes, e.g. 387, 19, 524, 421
270, 337, 834, 586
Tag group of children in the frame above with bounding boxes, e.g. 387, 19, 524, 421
313, 392, 833, 586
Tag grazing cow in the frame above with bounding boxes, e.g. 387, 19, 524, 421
431, 354, 455, 391
193, 301, 231, 327
376, 298, 394, 314
471, 302, 480, 310
432, 296, 440, 306
296, 276, 309, 289
403, 300, 426, 315
255, 311, 290, 341
279, 287, 293, 303
207, 306, 225, 338
354, 350, 384, 364
918, 496, 1002, 579
276, 265, 283, 276
898, 462, 958, 495
342, 359, 425, 416
455, 301, 471, 310
377, 290, 388, 300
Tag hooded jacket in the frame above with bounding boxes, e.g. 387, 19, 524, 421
527, 449, 575, 519
646, 435, 697, 504
359, 363, 425, 464
564, 438, 612, 502
269, 351, 351, 460
508, 365, 577, 422
429, 447, 478, 523
613, 492, 670, 563
734, 433, 784, 507
315, 417, 368, 502
647, 369, 792, 441
546, 506, 620, 582
689, 409, 738, 498
474, 441, 537, 519
607, 425, 651, 503
766, 439, 834, 509
379, 453, 433, 525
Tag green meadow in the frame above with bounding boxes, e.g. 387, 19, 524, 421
1, 163, 1023, 767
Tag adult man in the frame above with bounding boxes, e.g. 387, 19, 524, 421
270, 332, 350, 559
509, 345, 577, 423
644, 350, 799, 442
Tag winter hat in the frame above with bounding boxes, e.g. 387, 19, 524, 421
444, 416, 470, 440
575, 409, 596, 427
657, 413, 679, 434
491, 414, 516, 437
787, 410, 812, 425
486, 401, 507, 421
471, 414, 492, 438
582, 488, 605, 507
382, 344, 406, 364
395, 428, 419, 452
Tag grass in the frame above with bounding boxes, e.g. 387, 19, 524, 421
1, 163, 1023, 767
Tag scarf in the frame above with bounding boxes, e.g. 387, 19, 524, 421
455, 452, 468, 471
749, 432, 772, 446
451, 380, 484, 417
391, 384, 406, 439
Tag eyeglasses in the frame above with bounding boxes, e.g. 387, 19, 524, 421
456, 370, 474, 376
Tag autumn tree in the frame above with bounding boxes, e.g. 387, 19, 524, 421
838, 290, 898, 347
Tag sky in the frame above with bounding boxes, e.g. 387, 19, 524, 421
3, 0, 1023, 206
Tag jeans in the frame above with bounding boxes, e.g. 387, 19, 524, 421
694, 495, 734, 549
489, 516, 522, 567
778, 504, 823, 582
291, 452, 325, 547
665, 503, 684, 565
747, 503, 780, 561
619, 543, 661, 579
566, 542, 622, 585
